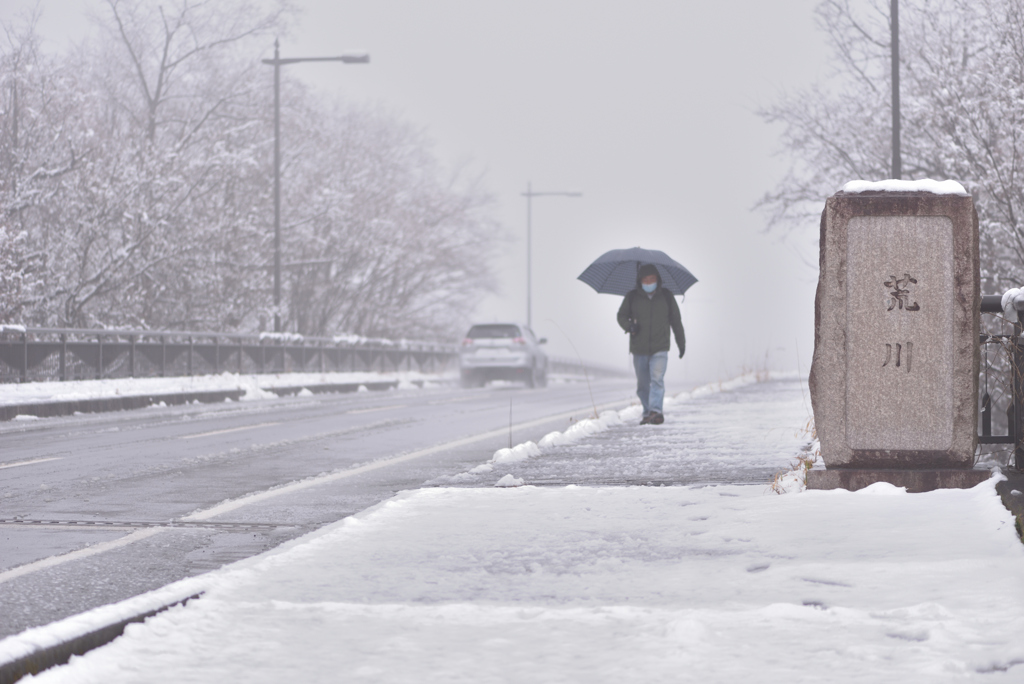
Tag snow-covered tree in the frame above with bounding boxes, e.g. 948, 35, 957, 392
0, 0, 497, 339
279, 101, 496, 339
760, 0, 1024, 293
0, 14, 84, 323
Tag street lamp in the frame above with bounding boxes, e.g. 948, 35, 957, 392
262, 39, 369, 332
891, 0, 900, 179
521, 182, 582, 329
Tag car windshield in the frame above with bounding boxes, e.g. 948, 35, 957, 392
466, 324, 521, 339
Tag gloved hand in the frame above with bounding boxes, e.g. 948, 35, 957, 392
678, 348, 685, 359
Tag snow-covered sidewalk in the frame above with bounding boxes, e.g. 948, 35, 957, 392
431, 372, 815, 488
7, 376, 1024, 682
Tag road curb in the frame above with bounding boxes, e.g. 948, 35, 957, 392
0, 390, 244, 422
0, 593, 203, 684
0, 376, 463, 422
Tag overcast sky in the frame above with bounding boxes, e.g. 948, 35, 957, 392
3, 0, 831, 388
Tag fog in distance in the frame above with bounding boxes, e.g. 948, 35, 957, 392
2, 0, 829, 388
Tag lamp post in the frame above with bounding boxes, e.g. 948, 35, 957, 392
521, 182, 582, 329
891, 0, 900, 179
262, 39, 369, 332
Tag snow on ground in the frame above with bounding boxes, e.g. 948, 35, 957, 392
0, 371, 454, 407
23, 479, 1024, 683
8, 375, 1024, 682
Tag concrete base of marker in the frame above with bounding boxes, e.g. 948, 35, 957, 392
807, 468, 991, 493
995, 470, 1024, 526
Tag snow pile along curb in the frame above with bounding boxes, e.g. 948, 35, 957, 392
0, 371, 453, 421
443, 371, 800, 486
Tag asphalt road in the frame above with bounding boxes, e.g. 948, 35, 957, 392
0, 378, 635, 638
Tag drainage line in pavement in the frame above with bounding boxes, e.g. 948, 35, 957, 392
0, 593, 204, 684
0, 519, 301, 531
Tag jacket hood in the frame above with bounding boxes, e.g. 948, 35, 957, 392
636, 263, 662, 290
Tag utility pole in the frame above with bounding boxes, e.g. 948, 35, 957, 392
521, 183, 582, 329
272, 40, 282, 332
262, 39, 368, 332
891, 0, 901, 179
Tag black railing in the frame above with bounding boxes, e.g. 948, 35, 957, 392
0, 326, 630, 385
547, 356, 631, 379
979, 295, 1024, 470
0, 327, 458, 384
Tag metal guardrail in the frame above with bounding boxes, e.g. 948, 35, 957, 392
0, 327, 458, 384
0, 327, 631, 385
547, 355, 632, 379
979, 295, 1024, 470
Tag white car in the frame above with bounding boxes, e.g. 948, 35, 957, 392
459, 323, 548, 388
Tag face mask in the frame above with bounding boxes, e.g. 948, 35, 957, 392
642, 282, 657, 293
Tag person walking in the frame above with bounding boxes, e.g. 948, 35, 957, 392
617, 263, 686, 425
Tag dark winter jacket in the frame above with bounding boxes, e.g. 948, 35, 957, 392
616, 270, 685, 357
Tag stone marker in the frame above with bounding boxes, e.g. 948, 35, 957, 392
808, 179, 986, 492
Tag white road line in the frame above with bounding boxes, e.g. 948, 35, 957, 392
0, 457, 64, 470
346, 405, 406, 415
0, 398, 627, 582
0, 529, 162, 586
180, 422, 282, 440
428, 396, 478, 405
183, 399, 627, 522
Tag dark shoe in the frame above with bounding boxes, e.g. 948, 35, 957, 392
648, 411, 664, 425
639, 413, 651, 425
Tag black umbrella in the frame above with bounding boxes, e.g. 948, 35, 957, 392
577, 247, 698, 296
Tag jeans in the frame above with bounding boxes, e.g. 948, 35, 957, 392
633, 351, 668, 415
